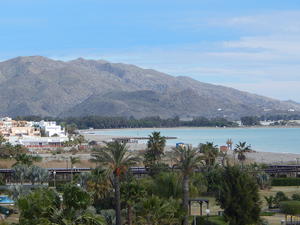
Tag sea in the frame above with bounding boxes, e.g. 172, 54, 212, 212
86, 127, 300, 154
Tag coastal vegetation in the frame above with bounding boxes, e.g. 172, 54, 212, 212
1, 132, 300, 224
217, 166, 261, 225
15, 115, 238, 129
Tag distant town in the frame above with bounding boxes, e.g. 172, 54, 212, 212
0, 117, 68, 148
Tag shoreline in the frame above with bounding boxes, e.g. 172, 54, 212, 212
83, 133, 300, 164
80, 125, 300, 132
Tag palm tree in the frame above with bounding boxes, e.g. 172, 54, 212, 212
70, 156, 80, 181
264, 196, 274, 209
12, 164, 29, 184
70, 156, 80, 167
27, 165, 49, 185
121, 177, 146, 225
150, 172, 182, 199
234, 142, 253, 166
135, 195, 180, 225
13, 153, 42, 167
144, 131, 166, 168
199, 142, 219, 166
91, 141, 140, 225
172, 145, 203, 225
86, 168, 112, 201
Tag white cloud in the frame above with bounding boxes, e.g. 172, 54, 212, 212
221, 10, 300, 33
46, 10, 300, 101
225, 81, 300, 102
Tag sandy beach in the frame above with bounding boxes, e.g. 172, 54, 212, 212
83, 133, 300, 164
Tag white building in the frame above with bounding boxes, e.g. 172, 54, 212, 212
35, 120, 66, 137
0, 117, 14, 129
9, 135, 68, 147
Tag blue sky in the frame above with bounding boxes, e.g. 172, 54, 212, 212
1, 0, 300, 101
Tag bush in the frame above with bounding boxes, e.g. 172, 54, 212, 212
259, 218, 269, 225
274, 191, 289, 207
196, 216, 227, 225
271, 178, 300, 186
280, 201, 300, 215
292, 193, 300, 201
260, 211, 276, 216
275, 191, 289, 201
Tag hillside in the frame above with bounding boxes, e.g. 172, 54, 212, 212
0, 56, 299, 119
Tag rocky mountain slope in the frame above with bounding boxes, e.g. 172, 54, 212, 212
0, 56, 299, 119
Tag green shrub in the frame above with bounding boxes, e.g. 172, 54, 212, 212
292, 193, 300, 201
275, 192, 289, 201
274, 191, 289, 207
272, 178, 300, 186
196, 216, 228, 225
260, 211, 276, 216
280, 201, 300, 215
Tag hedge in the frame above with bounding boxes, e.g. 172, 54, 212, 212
195, 216, 228, 225
260, 211, 276, 216
280, 201, 300, 215
271, 178, 300, 186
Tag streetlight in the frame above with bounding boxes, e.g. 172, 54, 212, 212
205, 209, 210, 222
53, 171, 56, 188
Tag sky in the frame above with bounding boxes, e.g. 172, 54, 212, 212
1, 0, 300, 102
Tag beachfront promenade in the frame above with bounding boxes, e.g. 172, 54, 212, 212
0, 164, 299, 179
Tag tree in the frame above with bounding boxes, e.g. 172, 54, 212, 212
199, 142, 219, 166
241, 116, 261, 126
17, 188, 61, 224
27, 165, 49, 185
91, 141, 140, 225
274, 191, 289, 207
172, 145, 202, 225
66, 123, 78, 137
76, 134, 86, 146
234, 142, 253, 166
292, 193, 300, 201
204, 166, 223, 194
217, 166, 261, 225
121, 177, 146, 225
144, 132, 166, 175
85, 168, 112, 201
149, 172, 182, 200
63, 184, 91, 211
17, 186, 106, 225
0, 144, 28, 159
13, 154, 42, 167
264, 196, 275, 209
12, 164, 30, 184
0, 134, 6, 146
100, 209, 115, 225
70, 156, 80, 181
256, 172, 271, 190
135, 195, 181, 225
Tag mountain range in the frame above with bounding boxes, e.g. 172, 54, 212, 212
0, 56, 299, 119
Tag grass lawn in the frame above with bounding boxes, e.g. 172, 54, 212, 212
259, 186, 300, 225
260, 186, 300, 209
193, 186, 300, 225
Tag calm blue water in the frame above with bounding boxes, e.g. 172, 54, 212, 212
88, 127, 300, 153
